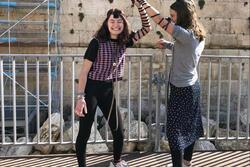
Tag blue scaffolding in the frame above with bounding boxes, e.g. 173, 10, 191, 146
0, 0, 61, 137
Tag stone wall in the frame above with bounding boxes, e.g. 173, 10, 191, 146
0, 0, 249, 123
59, 0, 250, 49
0, 0, 249, 50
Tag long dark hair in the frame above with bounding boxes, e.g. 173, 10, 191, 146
95, 8, 130, 46
170, 0, 206, 41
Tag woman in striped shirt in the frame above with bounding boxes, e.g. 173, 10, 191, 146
74, 1, 151, 167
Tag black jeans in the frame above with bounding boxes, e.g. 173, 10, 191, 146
170, 142, 195, 167
75, 79, 124, 167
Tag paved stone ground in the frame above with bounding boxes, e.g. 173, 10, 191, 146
0, 151, 249, 167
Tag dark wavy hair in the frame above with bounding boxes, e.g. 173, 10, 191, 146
95, 8, 130, 46
170, 0, 206, 41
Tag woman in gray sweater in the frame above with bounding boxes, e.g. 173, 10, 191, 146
132, 0, 206, 166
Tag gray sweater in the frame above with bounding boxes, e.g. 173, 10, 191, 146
164, 25, 205, 87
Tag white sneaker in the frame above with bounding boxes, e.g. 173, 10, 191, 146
183, 160, 192, 167
109, 160, 128, 167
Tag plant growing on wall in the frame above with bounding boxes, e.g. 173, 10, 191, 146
198, 0, 205, 9
78, 13, 84, 22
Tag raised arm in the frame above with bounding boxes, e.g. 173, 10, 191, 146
135, 0, 174, 35
131, 2, 152, 43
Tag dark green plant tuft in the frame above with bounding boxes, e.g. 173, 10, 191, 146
70, 29, 74, 34
198, 0, 205, 10
78, 13, 84, 22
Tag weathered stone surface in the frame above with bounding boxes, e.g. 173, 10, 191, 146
58, 0, 250, 49
215, 128, 249, 150
240, 109, 250, 130
124, 120, 148, 139
99, 107, 148, 152
1, 0, 248, 49
54, 121, 79, 153
214, 18, 231, 34
194, 140, 216, 151
30, 150, 42, 155
202, 116, 217, 137
0, 137, 12, 156
33, 112, 63, 154
6, 137, 33, 156
71, 124, 109, 154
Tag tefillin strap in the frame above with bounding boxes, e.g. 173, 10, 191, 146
113, 13, 119, 18
113, 10, 122, 18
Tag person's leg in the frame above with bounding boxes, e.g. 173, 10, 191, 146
97, 84, 124, 163
183, 142, 195, 166
108, 98, 124, 163
170, 148, 183, 167
167, 84, 183, 167
75, 94, 98, 167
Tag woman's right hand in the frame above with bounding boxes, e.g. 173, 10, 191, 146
156, 39, 168, 49
131, 0, 147, 6
75, 97, 87, 117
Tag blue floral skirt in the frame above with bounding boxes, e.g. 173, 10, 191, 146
166, 81, 204, 151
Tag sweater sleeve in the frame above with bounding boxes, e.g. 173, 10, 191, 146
84, 38, 99, 62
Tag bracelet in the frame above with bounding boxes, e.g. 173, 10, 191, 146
77, 95, 85, 100
77, 92, 85, 99
77, 91, 85, 96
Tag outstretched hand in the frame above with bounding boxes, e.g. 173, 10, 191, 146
131, 0, 147, 7
156, 39, 168, 49
75, 98, 87, 117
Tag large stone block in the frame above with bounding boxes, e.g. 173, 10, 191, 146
61, 0, 80, 15
210, 34, 238, 48
72, 15, 105, 32
200, 17, 215, 34
197, 1, 249, 19
79, 30, 96, 45
237, 34, 250, 48
56, 0, 250, 49
214, 18, 231, 34
60, 30, 80, 44
60, 14, 73, 31
231, 18, 250, 34
60, 46, 85, 54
